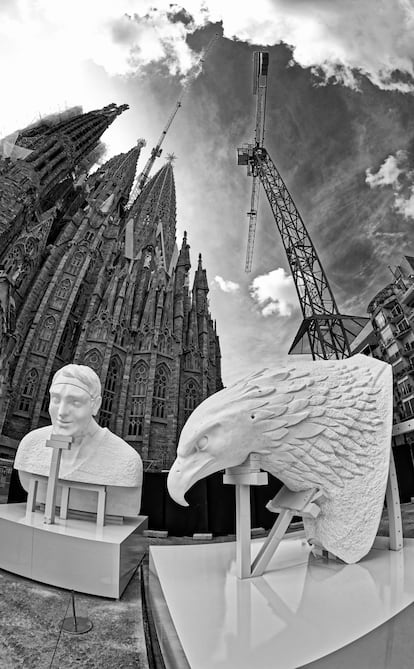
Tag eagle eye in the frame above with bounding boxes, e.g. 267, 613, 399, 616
197, 435, 208, 451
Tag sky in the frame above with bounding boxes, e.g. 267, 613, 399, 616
1, 0, 414, 384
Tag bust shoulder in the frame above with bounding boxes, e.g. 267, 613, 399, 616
90, 427, 142, 486
14, 425, 53, 473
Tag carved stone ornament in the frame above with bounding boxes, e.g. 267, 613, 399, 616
167, 355, 393, 563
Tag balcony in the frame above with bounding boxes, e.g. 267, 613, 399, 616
401, 408, 414, 421
399, 386, 414, 398
389, 350, 403, 364
394, 321, 411, 338
395, 365, 413, 380
402, 341, 414, 357
388, 309, 405, 324
401, 283, 414, 307
383, 338, 393, 348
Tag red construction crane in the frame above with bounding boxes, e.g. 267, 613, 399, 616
238, 51, 367, 360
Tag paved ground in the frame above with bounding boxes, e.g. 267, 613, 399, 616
1, 505, 414, 669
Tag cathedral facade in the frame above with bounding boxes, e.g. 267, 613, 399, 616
0, 104, 222, 469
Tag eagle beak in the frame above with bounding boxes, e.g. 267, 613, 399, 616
167, 463, 190, 507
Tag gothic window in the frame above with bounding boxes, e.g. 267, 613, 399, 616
185, 349, 199, 370
53, 277, 72, 308
114, 327, 126, 347
184, 379, 199, 423
57, 320, 73, 359
41, 372, 55, 414
158, 330, 172, 355
127, 362, 148, 437
25, 237, 38, 258
140, 326, 152, 350
15, 261, 31, 289
84, 349, 102, 373
100, 358, 120, 428
69, 251, 84, 273
137, 332, 144, 351
158, 333, 166, 352
36, 315, 56, 353
18, 369, 39, 413
89, 318, 109, 341
4, 243, 24, 274
72, 289, 83, 314
152, 364, 169, 419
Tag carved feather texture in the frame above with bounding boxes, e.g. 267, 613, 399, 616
168, 355, 393, 563
226, 361, 383, 496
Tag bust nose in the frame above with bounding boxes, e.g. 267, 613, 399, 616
57, 400, 69, 418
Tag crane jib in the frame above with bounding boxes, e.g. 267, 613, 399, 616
239, 50, 366, 359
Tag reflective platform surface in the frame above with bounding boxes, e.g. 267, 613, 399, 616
149, 533, 414, 669
0, 503, 148, 598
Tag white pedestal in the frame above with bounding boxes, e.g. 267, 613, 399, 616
0, 503, 148, 598
148, 535, 414, 669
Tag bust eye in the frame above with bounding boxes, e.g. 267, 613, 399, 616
196, 435, 208, 451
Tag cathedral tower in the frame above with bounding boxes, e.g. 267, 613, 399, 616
0, 110, 222, 469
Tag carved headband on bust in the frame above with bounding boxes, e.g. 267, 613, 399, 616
51, 364, 101, 400
50, 378, 97, 399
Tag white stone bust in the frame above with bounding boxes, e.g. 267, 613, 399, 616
15, 364, 143, 516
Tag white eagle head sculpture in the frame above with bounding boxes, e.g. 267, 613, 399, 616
168, 355, 393, 563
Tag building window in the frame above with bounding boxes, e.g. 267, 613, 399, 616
403, 398, 414, 418
4, 243, 24, 277
53, 277, 71, 308
390, 304, 403, 319
36, 315, 56, 353
399, 380, 414, 398
25, 237, 38, 258
184, 379, 199, 422
57, 320, 73, 358
114, 327, 126, 347
70, 251, 84, 273
158, 329, 172, 354
158, 333, 166, 352
397, 318, 410, 334
84, 349, 102, 373
18, 369, 39, 413
152, 365, 169, 419
100, 358, 119, 428
89, 318, 108, 341
375, 312, 386, 329
127, 362, 148, 436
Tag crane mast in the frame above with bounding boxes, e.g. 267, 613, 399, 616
127, 33, 219, 208
243, 52, 268, 272
238, 52, 367, 360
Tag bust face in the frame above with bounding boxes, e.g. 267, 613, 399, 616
49, 383, 99, 440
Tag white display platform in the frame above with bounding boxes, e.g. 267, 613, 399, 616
0, 503, 148, 598
149, 532, 414, 669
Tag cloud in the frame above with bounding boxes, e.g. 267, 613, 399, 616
365, 154, 403, 188
366, 150, 414, 219
250, 268, 298, 317
212, 275, 240, 293
0, 1, 200, 98
204, 0, 414, 91
3, 1, 414, 93
395, 188, 414, 219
